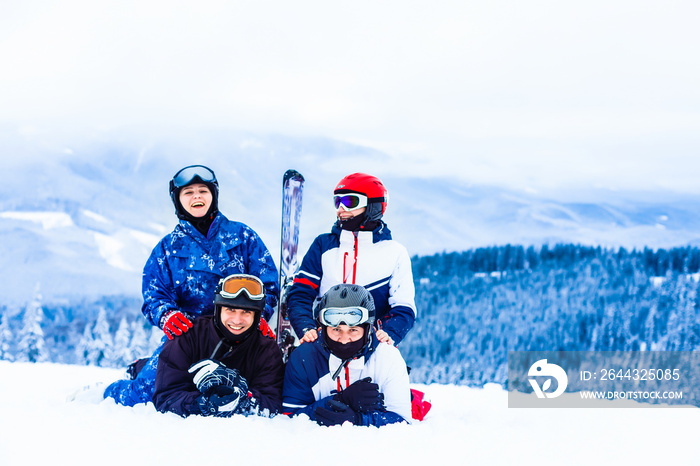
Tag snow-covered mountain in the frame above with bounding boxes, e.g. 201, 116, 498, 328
3, 126, 700, 305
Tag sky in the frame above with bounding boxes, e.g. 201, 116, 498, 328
1, 1, 700, 193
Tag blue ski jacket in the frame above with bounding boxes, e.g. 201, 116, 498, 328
282, 332, 412, 426
142, 213, 279, 327
286, 222, 416, 344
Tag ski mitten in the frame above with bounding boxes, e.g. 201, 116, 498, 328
334, 377, 384, 413
233, 393, 260, 416
196, 385, 246, 417
162, 311, 193, 340
259, 317, 275, 339
314, 400, 361, 426
188, 359, 248, 395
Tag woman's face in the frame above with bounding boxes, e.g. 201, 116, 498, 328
179, 183, 212, 218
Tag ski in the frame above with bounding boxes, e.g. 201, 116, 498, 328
276, 169, 305, 362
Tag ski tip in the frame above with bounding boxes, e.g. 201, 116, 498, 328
283, 169, 305, 182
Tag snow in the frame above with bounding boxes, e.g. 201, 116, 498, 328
93, 229, 160, 273
93, 232, 134, 272
0, 211, 74, 230
0, 361, 698, 465
82, 210, 111, 224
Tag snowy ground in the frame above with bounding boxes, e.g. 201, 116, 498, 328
0, 361, 698, 466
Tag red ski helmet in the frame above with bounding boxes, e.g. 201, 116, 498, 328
334, 173, 388, 222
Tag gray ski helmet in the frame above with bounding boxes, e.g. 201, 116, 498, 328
314, 284, 376, 327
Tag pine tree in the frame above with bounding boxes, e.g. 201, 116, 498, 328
16, 287, 49, 363
112, 317, 133, 367
129, 322, 150, 360
149, 326, 164, 352
75, 324, 93, 365
0, 312, 14, 362
90, 307, 113, 366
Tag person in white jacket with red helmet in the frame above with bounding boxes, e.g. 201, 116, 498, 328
287, 173, 417, 347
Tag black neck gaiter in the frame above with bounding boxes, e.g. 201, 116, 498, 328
188, 211, 217, 237
324, 327, 369, 360
337, 213, 378, 232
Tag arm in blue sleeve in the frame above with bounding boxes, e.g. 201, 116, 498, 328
245, 228, 280, 321
282, 345, 331, 420
141, 243, 179, 328
287, 237, 324, 337
379, 305, 416, 346
357, 410, 408, 427
288, 395, 336, 421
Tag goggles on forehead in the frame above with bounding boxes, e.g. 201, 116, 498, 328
318, 306, 370, 327
217, 274, 265, 301
172, 165, 217, 189
333, 193, 368, 211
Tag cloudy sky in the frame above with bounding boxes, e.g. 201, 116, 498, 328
1, 1, 699, 193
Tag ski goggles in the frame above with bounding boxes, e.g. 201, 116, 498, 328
318, 306, 370, 327
217, 274, 265, 301
172, 165, 217, 189
333, 193, 368, 211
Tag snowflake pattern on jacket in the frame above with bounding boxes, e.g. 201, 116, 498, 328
142, 213, 279, 325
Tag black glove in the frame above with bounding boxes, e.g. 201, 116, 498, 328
334, 377, 384, 413
196, 384, 246, 417
188, 359, 248, 395
314, 400, 361, 426
233, 394, 260, 416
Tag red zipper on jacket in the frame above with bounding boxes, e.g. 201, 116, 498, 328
342, 232, 359, 284
352, 233, 359, 284
336, 363, 351, 391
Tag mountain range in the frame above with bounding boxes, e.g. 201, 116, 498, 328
2, 125, 700, 305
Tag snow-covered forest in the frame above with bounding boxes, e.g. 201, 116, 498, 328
0, 293, 159, 367
3, 243, 699, 389
404, 244, 700, 386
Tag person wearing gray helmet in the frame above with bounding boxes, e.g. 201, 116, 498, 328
282, 284, 411, 427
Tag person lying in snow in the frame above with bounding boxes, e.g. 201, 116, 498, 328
282, 284, 412, 426
153, 274, 284, 417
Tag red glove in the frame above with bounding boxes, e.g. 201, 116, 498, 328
410, 389, 432, 421
259, 317, 275, 339
162, 311, 193, 340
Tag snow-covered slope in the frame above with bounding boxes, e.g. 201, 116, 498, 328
0, 361, 697, 466
3, 127, 700, 304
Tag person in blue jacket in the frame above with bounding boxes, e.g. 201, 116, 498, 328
287, 173, 416, 346
104, 164, 279, 407
283, 284, 412, 427
154, 274, 284, 417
